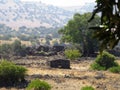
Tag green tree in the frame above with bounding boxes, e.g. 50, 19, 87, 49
45, 35, 52, 45
89, 0, 120, 51
11, 40, 26, 56
12, 40, 22, 56
59, 13, 100, 56
0, 44, 12, 58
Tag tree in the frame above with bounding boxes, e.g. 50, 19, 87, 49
89, 0, 120, 51
45, 35, 52, 45
0, 44, 12, 59
59, 13, 100, 56
11, 40, 27, 56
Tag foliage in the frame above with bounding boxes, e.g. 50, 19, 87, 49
59, 13, 100, 56
89, 0, 120, 51
52, 40, 59, 46
81, 86, 94, 90
64, 49, 81, 60
0, 40, 27, 58
12, 40, 24, 56
0, 35, 12, 40
45, 35, 52, 41
45, 40, 50, 45
45, 35, 52, 45
27, 79, 51, 90
91, 51, 118, 70
18, 35, 31, 41
0, 24, 60, 42
30, 39, 40, 46
0, 60, 27, 86
109, 66, 120, 73
67, 43, 82, 53
91, 62, 106, 70
0, 43, 12, 58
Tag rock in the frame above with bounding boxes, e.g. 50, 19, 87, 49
94, 71, 105, 79
64, 74, 71, 78
30, 74, 43, 79
44, 74, 53, 79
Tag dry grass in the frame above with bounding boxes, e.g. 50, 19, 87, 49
0, 38, 60, 46
0, 39, 31, 46
26, 60, 120, 90
0, 58, 120, 90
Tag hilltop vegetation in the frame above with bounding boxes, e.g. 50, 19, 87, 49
0, 24, 60, 41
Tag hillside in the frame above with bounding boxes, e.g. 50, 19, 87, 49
0, 0, 95, 29
0, 0, 73, 29
0, 0, 96, 39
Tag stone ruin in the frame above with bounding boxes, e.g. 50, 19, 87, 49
49, 59, 70, 69
25, 44, 65, 56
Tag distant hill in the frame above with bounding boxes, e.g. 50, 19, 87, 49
62, 3, 96, 14
0, 0, 96, 39
0, 0, 95, 29
0, 0, 73, 29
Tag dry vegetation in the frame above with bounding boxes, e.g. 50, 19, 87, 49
0, 56, 120, 90
0, 38, 60, 46
0, 39, 31, 46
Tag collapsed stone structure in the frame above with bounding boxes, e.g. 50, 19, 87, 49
25, 44, 65, 56
49, 59, 70, 69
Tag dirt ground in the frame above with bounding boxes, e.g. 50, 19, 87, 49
0, 56, 120, 90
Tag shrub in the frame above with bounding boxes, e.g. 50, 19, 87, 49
0, 60, 27, 86
81, 86, 94, 90
12, 40, 27, 56
109, 66, 120, 73
27, 79, 51, 90
91, 62, 106, 70
64, 49, 81, 60
0, 40, 27, 58
0, 44, 12, 58
91, 51, 118, 70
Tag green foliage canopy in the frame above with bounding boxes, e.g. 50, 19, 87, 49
81, 86, 94, 90
59, 13, 100, 56
0, 60, 27, 86
0, 40, 27, 58
27, 79, 51, 90
91, 51, 118, 70
64, 49, 81, 60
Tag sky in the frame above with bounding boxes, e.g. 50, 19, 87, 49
21, 0, 95, 7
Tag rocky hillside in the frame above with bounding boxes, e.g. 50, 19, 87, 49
0, 0, 95, 29
0, 0, 73, 29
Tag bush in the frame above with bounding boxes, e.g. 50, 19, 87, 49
27, 79, 51, 90
91, 51, 118, 70
0, 60, 27, 86
0, 44, 12, 58
12, 40, 27, 56
0, 40, 27, 58
81, 86, 94, 90
109, 66, 120, 73
91, 62, 106, 70
64, 49, 81, 60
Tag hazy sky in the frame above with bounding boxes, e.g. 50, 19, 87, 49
21, 0, 95, 7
